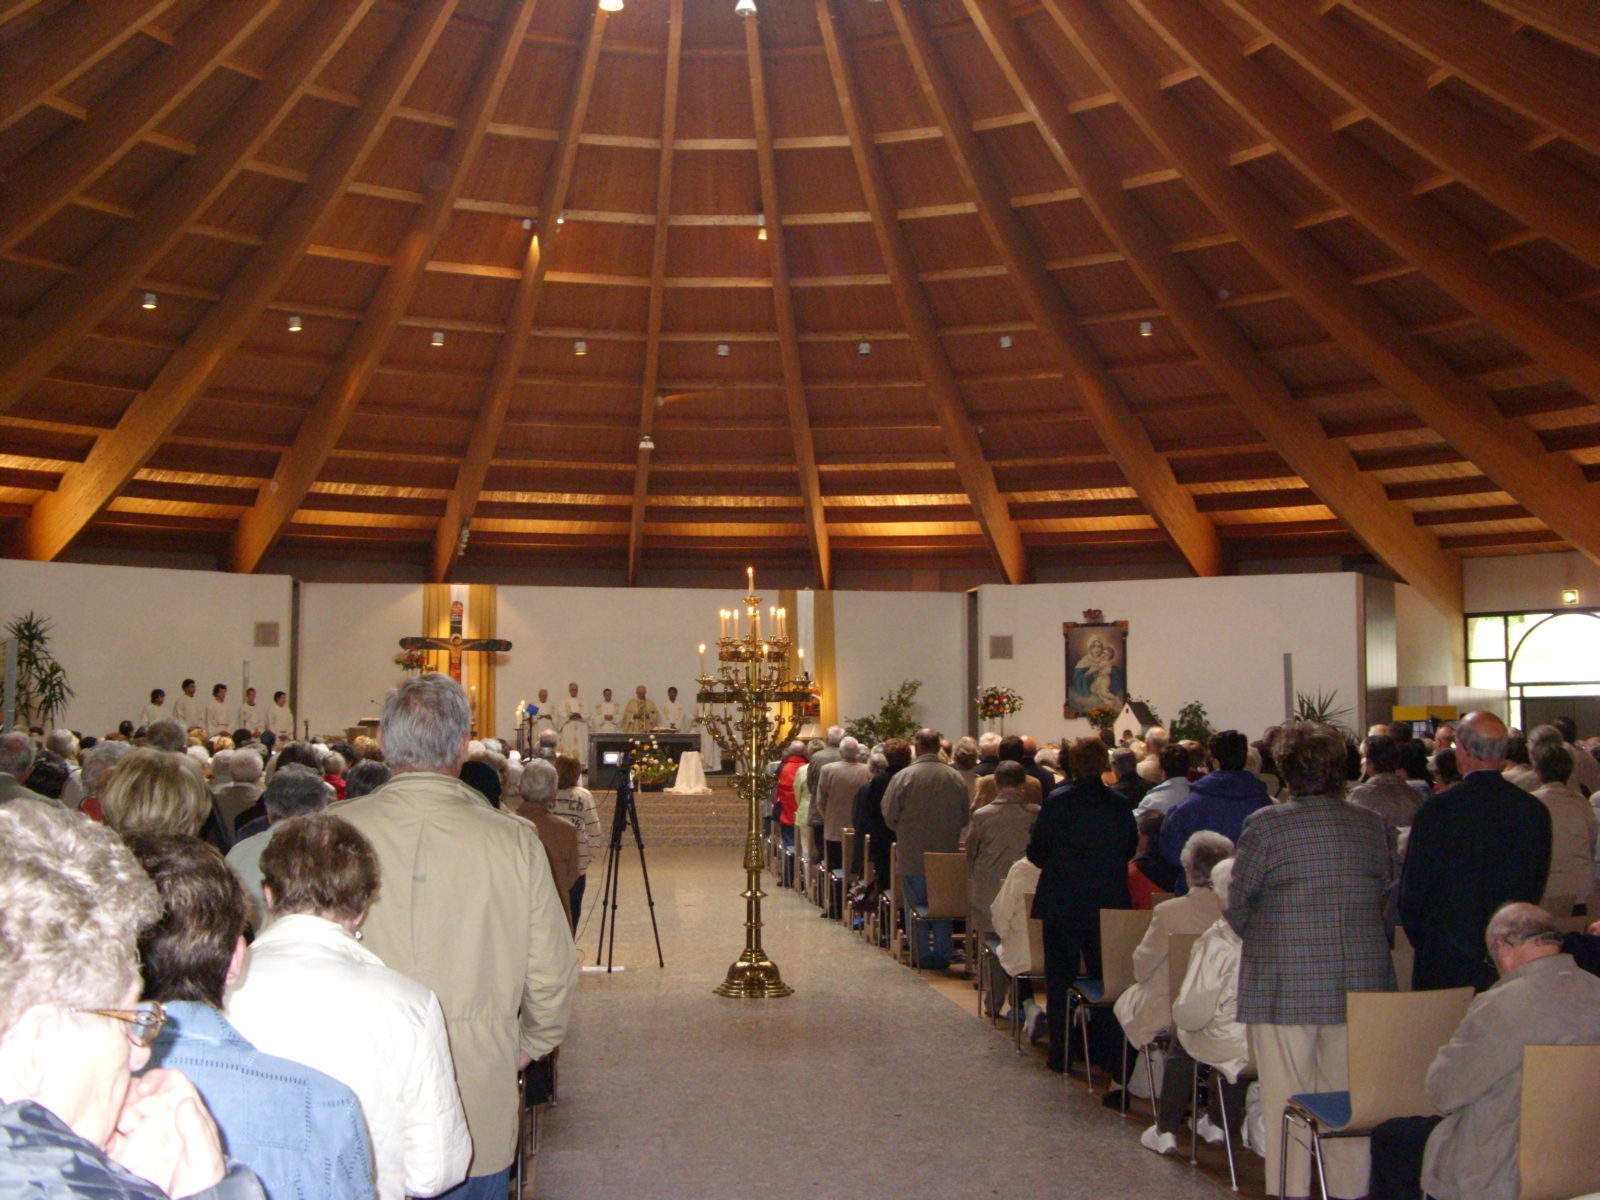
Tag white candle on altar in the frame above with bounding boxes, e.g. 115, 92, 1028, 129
747, 565, 754, 594
699, 643, 706, 675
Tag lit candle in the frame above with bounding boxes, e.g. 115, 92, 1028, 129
747, 565, 754, 593
699, 643, 706, 675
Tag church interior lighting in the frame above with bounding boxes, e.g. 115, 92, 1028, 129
599, 0, 624, 10
1139, 320, 1153, 337
858, 341, 871, 355
1000, 335, 1012, 349
575, 340, 587, 356
141, 291, 157, 309
430, 330, 445, 347
716, 344, 729, 356
287, 314, 302, 333
640, 433, 655, 450
735, 0, 757, 15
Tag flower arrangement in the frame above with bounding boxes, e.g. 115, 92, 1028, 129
1085, 705, 1119, 732
394, 647, 428, 674
630, 734, 676, 786
977, 685, 1024, 722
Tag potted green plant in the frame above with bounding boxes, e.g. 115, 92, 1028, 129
631, 735, 675, 792
5, 612, 73, 730
844, 679, 923, 745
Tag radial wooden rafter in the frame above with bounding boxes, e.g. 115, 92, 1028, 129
1463, 0, 1600, 64
625, 0, 684, 587
746, 8, 830, 590
13, 0, 462, 563
231, 0, 542, 574
0, 0, 377, 416
963, 0, 1462, 617
0, 0, 287, 256
815, 0, 1029, 585
430, 5, 609, 583
1222, 0, 1600, 271
888, 0, 1222, 579
1043, 0, 1600, 569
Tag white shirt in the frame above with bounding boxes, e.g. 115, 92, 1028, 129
226, 914, 471, 1200
138, 704, 166, 728
204, 698, 232, 735
237, 703, 265, 734
172, 694, 203, 730
659, 701, 684, 731
266, 702, 294, 736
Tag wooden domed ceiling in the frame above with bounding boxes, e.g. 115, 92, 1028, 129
1, 0, 1598, 607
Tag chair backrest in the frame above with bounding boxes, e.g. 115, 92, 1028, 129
923, 852, 969, 919
1024, 893, 1045, 978
1167, 933, 1199, 1003
1100, 908, 1156, 1000
1519, 1044, 1600, 1200
1345, 987, 1475, 1129
1553, 912, 1591, 935
1542, 893, 1577, 918
1392, 926, 1415, 992
1149, 891, 1174, 908
862, 833, 873, 883
841, 827, 856, 877
889, 843, 903, 908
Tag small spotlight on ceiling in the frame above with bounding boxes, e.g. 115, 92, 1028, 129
1139, 320, 1154, 337
575, 340, 588, 356
457, 524, 471, 553
556, 212, 564, 226
1217, 288, 1231, 301
431, 330, 445, 347
287, 314, 303, 333
735, 0, 756, 14
858, 341, 871, 355
757, 212, 767, 241
655, 394, 665, 407
717, 343, 730, 357
975, 423, 985, 434
999, 334, 1012, 349
639, 433, 655, 450
522, 218, 533, 230
600, 0, 623, 10
141, 291, 158, 310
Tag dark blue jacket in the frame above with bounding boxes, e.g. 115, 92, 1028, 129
1159, 769, 1270, 893
1026, 776, 1138, 929
144, 1002, 374, 1200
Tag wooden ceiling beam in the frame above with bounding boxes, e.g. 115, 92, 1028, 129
430, 6, 608, 583
0, 0, 288, 255
1130, 0, 1600, 410
1043, 0, 1600, 570
1339, 0, 1600, 158
0, 0, 376, 416
747, 8, 831, 590
230, 0, 540, 574
968, 0, 1458, 613
626, 0, 683, 587
815, 0, 1028, 584
11, 0, 461, 564
1220, 0, 1600, 269
0, 0, 185, 133
1475, 0, 1600, 59
890, 0, 1223, 579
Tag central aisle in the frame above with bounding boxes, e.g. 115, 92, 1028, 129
536, 846, 1234, 1199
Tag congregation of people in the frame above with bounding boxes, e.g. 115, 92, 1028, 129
768, 712, 1600, 1200
0, 673, 579, 1200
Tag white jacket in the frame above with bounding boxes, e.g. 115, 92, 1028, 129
991, 857, 1042, 977
225, 914, 472, 1200
1171, 915, 1249, 1084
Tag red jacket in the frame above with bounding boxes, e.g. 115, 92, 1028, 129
775, 755, 806, 826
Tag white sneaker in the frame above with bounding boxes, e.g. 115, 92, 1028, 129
1023, 1002, 1047, 1045
1195, 1113, 1226, 1145
1140, 1125, 1179, 1156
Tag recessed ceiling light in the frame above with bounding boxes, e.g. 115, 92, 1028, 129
640, 433, 655, 450
735, 0, 756, 14
600, 0, 623, 10
287, 314, 303, 333
575, 340, 588, 356
655, 394, 665, 406
522, 218, 533, 230
858, 341, 871, 355
431, 330, 445, 347
717, 343, 730, 357
141, 291, 158, 310
1217, 288, 1231, 301
999, 334, 1012, 349
1139, 320, 1154, 337
556, 213, 564, 226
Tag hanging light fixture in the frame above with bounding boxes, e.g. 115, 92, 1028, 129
141, 291, 158, 309
756, 212, 767, 241
431, 330, 446, 346
287, 314, 303, 333
600, 0, 623, 10
1139, 320, 1154, 337
735, 0, 756, 15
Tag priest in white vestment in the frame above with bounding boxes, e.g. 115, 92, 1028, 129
622, 685, 660, 734
172, 679, 204, 731
236, 687, 265, 736
529, 689, 557, 739
266, 691, 295, 740
138, 688, 168, 729
659, 687, 684, 732
203, 684, 233, 736
594, 689, 621, 734
556, 683, 588, 768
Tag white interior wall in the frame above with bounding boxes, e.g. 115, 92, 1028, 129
831, 591, 965, 738
978, 574, 1363, 743
297, 583, 423, 735
0, 559, 291, 735
1395, 582, 1457, 686
1464, 553, 1600, 613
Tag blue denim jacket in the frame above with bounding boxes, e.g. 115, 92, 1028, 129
144, 1001, 375, 1200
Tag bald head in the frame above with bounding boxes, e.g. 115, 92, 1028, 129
914, 728, 942, 757
1021, 735, 1037, 756
1457, 710, 1510, 773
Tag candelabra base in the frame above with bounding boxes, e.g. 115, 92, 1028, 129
713, 949, 794, 999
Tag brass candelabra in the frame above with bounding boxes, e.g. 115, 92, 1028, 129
697, 568, 816, 999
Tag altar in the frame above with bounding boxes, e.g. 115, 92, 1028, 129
589, 732, 701, 792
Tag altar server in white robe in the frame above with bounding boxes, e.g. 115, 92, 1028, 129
139, 687, 168, 729
557, 683, 588, 769
204, 683, 233, 736
595, 688, 621, 734
173, 678, 204, 731
530, 689, 557, 739
659, 687, 685, 732
267, 690, 295, 739
237, 687, 266, 735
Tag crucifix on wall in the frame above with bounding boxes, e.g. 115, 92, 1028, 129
398, 632, 512, 684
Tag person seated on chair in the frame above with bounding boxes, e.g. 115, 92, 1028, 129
1129, 809, 1180, 908
1118, 831, 1234, 1155
1369, 903, 1600, 1200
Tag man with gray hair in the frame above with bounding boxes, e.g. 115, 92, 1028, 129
224, 764, 328, 924
816, 737, 871, 915
1137, 726, 1170, 783
1400, 711, 1552, 993
145, 718, 187, 754
339, 674, 576, 1199
1526, 727, 1596, 903
514, 758, 578, 929
805, 726, 845, 865
535, 728, 560, 760
0, 730, 42, 806
76, 740, 131, 817
212, 749, 265, 838
973, 731, 1002, 778
1370, 903, 1600, 1200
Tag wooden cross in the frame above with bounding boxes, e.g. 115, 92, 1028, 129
399, 633, 512, 683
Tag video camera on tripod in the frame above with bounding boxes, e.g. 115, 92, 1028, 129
593, 745, 665, 973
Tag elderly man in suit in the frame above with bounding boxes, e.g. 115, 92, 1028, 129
1227, 722, 1394, 1199
0, 731, 45, 806
1400, 711, 1552, 994
884, 728, 971, 968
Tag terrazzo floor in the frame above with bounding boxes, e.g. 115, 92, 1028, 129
534, 846, 1255, 1199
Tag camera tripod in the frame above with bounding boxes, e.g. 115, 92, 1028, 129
594, 750, 665, 973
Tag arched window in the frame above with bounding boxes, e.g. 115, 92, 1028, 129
1508, 612, 1600, 685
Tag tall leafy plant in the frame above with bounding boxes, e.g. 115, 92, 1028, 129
1169, 700, 1213, 744
1294, 688, 1353, 736
844, 679, 922, 745
5, 612, 73, 729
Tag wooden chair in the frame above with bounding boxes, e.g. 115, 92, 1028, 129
1518, 1044, 1600, 1200
1068, 908, 1154, 1092
1541, 893, 1577, 918
1005, 898, 1048, 1054
831, 827, 856, 925
1282, 987, 1474, 1200
859, 834, 877, 943
879, 844, 906, 960
909, 852, 968, 971
1149, 891, 1175, 908
1392, 926, 1415, 993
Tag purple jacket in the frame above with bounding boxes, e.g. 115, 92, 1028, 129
1159, 769, 1269, 893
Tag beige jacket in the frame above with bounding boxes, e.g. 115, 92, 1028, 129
1113, 886, 1224, 1048
1172, 916, 1247, 1083
1533, 781, 1597, 901
816, 759, 870, 846
971, 772, 1042, 812
337, 771, 578, 1176
966, 795, 1038, 933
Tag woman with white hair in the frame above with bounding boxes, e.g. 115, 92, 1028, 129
1170, 856, 1250, 1150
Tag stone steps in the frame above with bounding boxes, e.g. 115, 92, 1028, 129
592, 787, 750, 846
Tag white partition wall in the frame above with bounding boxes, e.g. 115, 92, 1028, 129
832, 591, 965, 739
297, 583, 424, 736
0, 559, 291, 735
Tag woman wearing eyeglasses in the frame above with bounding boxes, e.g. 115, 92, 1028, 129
0, 801, 263, 1199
